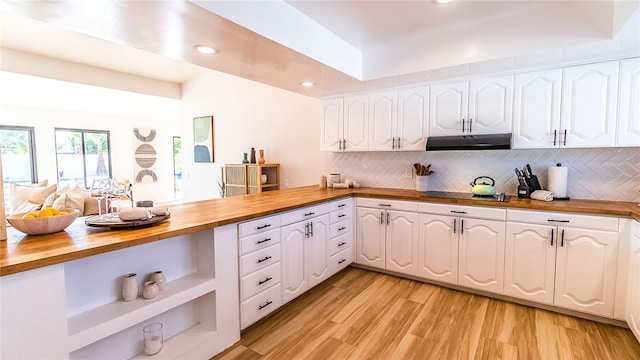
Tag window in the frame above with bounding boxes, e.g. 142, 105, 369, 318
55, 128, 111, 189
173, 136, 183, 200
1, 126, 38, 208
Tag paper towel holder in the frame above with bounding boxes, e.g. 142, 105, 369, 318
550, 163, 570, 201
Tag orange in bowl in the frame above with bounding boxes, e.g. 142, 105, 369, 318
7, 209, 80, 235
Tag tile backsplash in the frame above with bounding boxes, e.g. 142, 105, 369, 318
328, 147, 640, 202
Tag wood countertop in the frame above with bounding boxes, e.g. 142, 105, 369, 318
2, 186, 639, 276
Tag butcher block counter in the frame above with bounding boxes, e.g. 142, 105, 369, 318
2, 185, 639, 276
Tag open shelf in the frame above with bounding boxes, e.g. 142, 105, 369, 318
130, 323, 216, 359
68, 273, 216, 352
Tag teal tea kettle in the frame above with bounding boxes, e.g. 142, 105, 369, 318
470, 176, 496, 196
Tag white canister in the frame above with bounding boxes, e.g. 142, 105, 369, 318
328, 173, 340, 188
416, 176, 429, 192
122, 273, 138, 302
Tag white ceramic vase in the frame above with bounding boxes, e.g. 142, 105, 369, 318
122, 273, 138, 302
150, 271, 166, 291
143, 281, 159, 299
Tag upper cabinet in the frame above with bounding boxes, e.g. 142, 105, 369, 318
512, 69, 562, 148
618, 58, 640, 147
560, 61, 619, 147
320, 95, 368, 152
369, 86, 429, 151
430, 75, 513, 136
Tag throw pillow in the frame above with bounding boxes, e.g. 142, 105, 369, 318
50, 184, 85, 214
13, 200, 41, 214
10, 181, 56, 214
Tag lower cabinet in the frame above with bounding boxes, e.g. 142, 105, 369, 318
505, 210, 619, 318
457, 218, 506, 294
628, 220, 640, 341
418, 214, 458, 285
356, 199, 419, 276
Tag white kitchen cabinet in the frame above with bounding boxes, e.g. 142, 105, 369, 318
617, 58, 640, 147
369, 86, 429, 151
429, 75, 513, 136
356, 198, 419, 276
506, 210, 619, 318
560, 61, 619, 147
320, 95, 368, 151
419, 203, 506, 294
281, 205, 330, 304
628, 220, 640, 342
328, 198, 354, 276
512, 69, 563, 148
418, 213, 458, 285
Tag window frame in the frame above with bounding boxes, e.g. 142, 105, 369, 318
54, 127, 112, 189
0, 125, 38, 184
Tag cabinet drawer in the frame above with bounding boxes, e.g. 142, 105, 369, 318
507, 209, 618, 231
241, 283, 282, 329
357, 198, 418, 212
330, 207, 352, 224
329, 233, 351, 256
281, 203, 330, 226
329, 247, 352, 274
240, 244, 281, 276
241, 262, 282, 300
239, 228, 281, 255
419, 202, 505, 221
239, 215, 282, 238
330, 198, 353, 212
330, 219, 351, 238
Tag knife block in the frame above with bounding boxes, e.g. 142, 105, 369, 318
518, 183, 531, 198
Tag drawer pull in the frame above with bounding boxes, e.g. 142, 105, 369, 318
338, 242, 347, 247
257, 256, 272, 263
338, 214, 346, 218
338, 204, 347, 208
547, 219, 570, 223
258, 300, 273, 310
338, 259, 347, 264
450, 210, 467, 214
304, 212, 315, 217
256, 224, 271, 230
338, 226, 346, 231
257, 238, 272, 244
379, 204, 392, 207
258, 277, 273, 285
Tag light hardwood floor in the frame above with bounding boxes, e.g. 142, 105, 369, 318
212, 267, 640, 360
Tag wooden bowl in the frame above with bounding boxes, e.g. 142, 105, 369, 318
7, 209, 80, 235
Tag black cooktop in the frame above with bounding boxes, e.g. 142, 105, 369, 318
419, 191, 510, 203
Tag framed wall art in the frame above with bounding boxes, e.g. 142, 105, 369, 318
193, 116, 214, 163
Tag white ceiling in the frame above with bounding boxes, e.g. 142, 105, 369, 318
1, 0, 639, 99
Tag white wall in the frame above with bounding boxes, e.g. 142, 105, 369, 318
179, 70, 329, 202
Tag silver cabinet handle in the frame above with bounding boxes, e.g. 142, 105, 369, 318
461, 219, 464, 234
550, 229, 554, 246
396, 137, 401, 149
380, 211, 384, 224
553, 130, 557, 146
450, 210, 467, 214
258, 300, 273, 310
310, 221, 314, 237
453, 218, 457, 234
563, 130, 567, 146
392, 137, 396, 149
469, 118, 472, 133
386, 211, 390, 225
561, 229, 565, 247
257, 238, 271, 244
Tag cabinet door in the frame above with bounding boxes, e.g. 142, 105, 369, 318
512, 69, 562, 149
343, 94, 369, 151
458, 218, 506, 294
561, 61, 618, 147
397, 86, 429, 150
429, 81, 468, 136
629, 222, 640, 341
281, 222, 308, 304
385, 210, 419, 276
504, 222, 556, 304
418, 214, 458, 285
554, 228, 618, 317
468, 75, 513, 134
618, 58, 640, 146
308, 215, 330, 288
355, 207, 386, 269
369, 90, 396, 151
320, 97, 343, 151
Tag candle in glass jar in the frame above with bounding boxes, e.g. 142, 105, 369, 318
145, 335, 162, 355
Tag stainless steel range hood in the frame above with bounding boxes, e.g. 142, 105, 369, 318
426, 133, 512, 151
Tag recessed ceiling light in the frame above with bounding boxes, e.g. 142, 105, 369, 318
300, 81, 315, 87
194, 45, 218, 55
432, 0, 454, 4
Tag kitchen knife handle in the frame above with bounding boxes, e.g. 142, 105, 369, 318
462, 118, 465, 133
550, 229, 554, 246
453, 219, 457, 234
553, 130, 557, 146
561, 229, 565, 247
